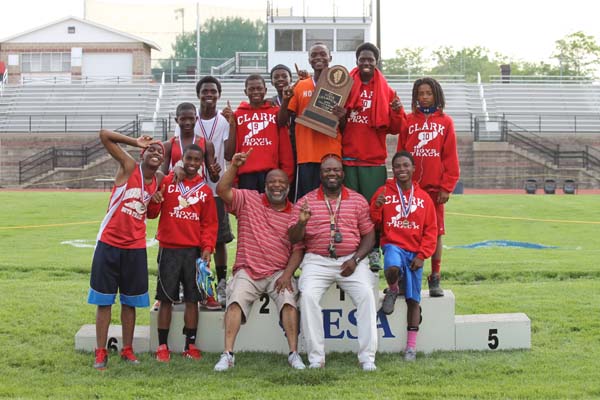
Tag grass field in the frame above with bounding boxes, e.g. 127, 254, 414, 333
1, 191, 599, 399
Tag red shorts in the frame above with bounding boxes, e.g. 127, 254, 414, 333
425, 190, 445, 235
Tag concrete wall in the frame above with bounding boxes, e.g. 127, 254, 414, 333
2, 132, 599, 189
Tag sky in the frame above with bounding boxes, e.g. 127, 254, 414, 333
1, 0, 599, 64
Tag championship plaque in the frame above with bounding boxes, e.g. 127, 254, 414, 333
296, 65, 352, 138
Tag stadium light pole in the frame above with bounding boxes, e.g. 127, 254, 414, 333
196, 2, 201, 78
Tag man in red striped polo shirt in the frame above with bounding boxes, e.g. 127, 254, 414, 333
213, 149, 305, 372
288, 154, 378, 371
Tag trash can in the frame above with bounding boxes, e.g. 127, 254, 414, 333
524, 179, 537, 194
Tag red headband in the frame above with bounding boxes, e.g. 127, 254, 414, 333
140, 141, 165, 157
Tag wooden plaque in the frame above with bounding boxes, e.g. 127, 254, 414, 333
296, 65, 352, 138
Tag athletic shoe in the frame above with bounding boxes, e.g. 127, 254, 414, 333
361, 362, 377, 371
381, 290, 399, 315
216, 279, 227, 307
428, 274, 444, 297
182, 343, 202, 360
120, 346, 140, 365
404, 347, 417, 362
214, 352, 235, 371
309, 361, 324, 369
94, 348, 108, 370
368, 249, 381, 272
288, 352, 306, 370
200, 295, 222, 311
155, 344, 170, 363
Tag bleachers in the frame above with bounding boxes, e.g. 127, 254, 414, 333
0, 83, 158, 132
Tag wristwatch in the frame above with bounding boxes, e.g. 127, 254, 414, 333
353, 256, 361, 264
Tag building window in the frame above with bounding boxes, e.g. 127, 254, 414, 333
306, 29, 333, 51
275, 29, 303, 51
336, 29, 364, 51
68, 26, 76, 34
21, 52, 71, 73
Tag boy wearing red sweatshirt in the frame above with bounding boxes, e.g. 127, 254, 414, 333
147, 144, 218, 362
343, 42, 405, 270
370, 151, 438, 361
232, 74, 294, 191
397, 77, 460, 297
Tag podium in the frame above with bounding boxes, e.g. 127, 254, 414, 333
76, 285, 530, 354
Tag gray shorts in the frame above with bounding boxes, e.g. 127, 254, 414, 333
226, 268, 298, 323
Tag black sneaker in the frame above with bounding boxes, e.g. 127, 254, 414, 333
381, 290, 399, 315
428, 274, 444, 297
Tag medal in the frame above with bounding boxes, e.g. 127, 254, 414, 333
402, 220, 410, 228
396, 182, 414, 218
135, 202, 146, 214
334, 231, 343, 243
178, 196, 189, 208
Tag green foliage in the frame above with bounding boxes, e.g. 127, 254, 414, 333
552, 31, 600, 77
382, 47, 426, 76
429, 46, 500, 83
171, 17, 267, 59
2, 192, 600, 398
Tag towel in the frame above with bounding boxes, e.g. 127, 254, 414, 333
346, 67, 393, 130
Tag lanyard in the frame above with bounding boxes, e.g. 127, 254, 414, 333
395, 182, 414, 218
324, 193, 342, 245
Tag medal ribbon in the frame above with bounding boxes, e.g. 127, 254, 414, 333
199, 115, 218, 142
177, 180, 206, 200
177, 135, 196, 160
396, 182, 414, 218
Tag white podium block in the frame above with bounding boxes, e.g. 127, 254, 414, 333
454, 313, 531, 351
75, 324, 150, 352
321, 285, 456, 354
149, 296, 291, 353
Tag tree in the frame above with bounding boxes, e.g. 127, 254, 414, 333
508, 60, 562, 77
552, 31, 600, 77
382, 47, 426, 76
429, 46, 501, 82
171, 17, 267, 59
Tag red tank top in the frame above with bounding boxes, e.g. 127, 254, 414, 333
97, 164, 158, 249
168, 135, 206, 170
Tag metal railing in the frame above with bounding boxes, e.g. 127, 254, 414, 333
489, 75, 595, 84
0, 69, 7, 96
20, 75, 154, 85
18, 118, 167, 184
4, 113, 140, 133
499, 113, 600, 134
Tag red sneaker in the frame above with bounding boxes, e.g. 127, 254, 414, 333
182, 343, 202, 360
155, 344, 170, 363
200, 295, 222, 311
94, 348, 108, 370
120, 346, 140, 365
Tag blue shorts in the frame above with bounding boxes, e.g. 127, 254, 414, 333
88, 241, 150, 307
382, 244, 423, 303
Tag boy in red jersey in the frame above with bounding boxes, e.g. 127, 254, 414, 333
147, 144, 218, 362
342, 42, 405, 271
370, 151, 438, 361
231, 74, 294, 191
88, 129, 164, 370
397, 78, 460, 297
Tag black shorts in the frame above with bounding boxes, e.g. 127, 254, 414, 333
87, 241, 149, 307
215, 197, 234, 244
238, 171, 268, 193
295, 162, 321, 202
156, 247, 203, 303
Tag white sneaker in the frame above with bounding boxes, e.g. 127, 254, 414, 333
309, 361, 324, 369
288, 352, 306, 370
216, 279, 227, 307
214, 352, 235, 371
361, 361, 377, 371
404, 347, 417, 362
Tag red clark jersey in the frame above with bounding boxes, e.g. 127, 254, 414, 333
97, 164, 157, 249
370, 179, 437, 260
234, 101, 294, 181
147, 173, 217, 252
397, 110, 460, 193
168, 135, 206, 171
